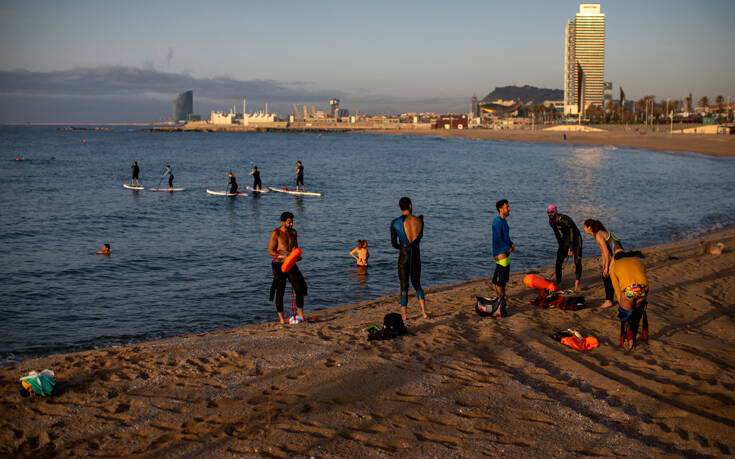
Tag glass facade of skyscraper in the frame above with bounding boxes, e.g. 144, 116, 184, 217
564, 4, 605, 116
173, 90, 193, 123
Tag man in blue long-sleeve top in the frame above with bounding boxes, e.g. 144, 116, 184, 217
492, 199, 515, 303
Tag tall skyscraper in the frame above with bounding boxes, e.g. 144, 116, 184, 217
173, 90, 193, 123
564, 4, 605, 116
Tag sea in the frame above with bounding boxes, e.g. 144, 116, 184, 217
2, 126, 734, 365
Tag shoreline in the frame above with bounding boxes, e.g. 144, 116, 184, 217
361, 127, 735, 157
2, 227, 734, 456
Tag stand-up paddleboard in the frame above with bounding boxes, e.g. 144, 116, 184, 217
123, 184, 145, 190
149, 187, 186, 192
246, 186, 270, 193
206, 189, 247, 196
269, 187, 322, 197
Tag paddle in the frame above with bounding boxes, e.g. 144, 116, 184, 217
156, 170, 164, 191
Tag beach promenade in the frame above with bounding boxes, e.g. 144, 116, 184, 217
2, 227, 734, 457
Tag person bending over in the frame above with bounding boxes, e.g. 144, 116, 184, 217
547, 204, 582, 290
610, 251, 649, 351
583, 219, 624, 308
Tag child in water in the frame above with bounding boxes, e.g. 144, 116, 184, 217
95, 243, 111, 255
350, 240, 370, 267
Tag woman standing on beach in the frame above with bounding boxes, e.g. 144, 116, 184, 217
583, 219, 624, 308
350, 240, 370, 267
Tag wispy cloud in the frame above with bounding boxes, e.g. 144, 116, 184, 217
0, 66, 341, 103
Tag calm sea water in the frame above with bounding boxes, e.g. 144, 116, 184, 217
2, 126, 734, 364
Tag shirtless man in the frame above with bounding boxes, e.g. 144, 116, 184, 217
390, 197, 428, 320
268, 212, 307, 324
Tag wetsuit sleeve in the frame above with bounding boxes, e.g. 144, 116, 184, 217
550, 219, 563, 245
390, 220, 400, 249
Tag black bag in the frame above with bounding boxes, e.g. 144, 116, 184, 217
475, 296, 507, 317
383, 313, 408, 337
532, 290, 585, 311
366, 313, 409, 341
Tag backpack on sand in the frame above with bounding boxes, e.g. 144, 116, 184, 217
532, 290, 585, 311
366, 313, 409, 341
475, 296, 507, 317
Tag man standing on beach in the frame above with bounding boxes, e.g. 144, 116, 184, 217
391, 197, 429, 321
294, 160, 305, 191
268, 212, 307, 324
492, 199, 514, 314
547, 204, 582, 290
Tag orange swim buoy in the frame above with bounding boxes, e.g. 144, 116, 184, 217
523, 274, 557, 292
281, 248, 302, 273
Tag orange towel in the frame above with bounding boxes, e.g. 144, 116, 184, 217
560, 336, 599, 351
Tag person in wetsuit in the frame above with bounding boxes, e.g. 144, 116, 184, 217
294, 161, 305, 191
131, 161, 141, 187
391, 197, 428, 320
250, 166, 262, 190
547, 204, 583, 290
228, 172, 238, 195
583, 219, 624, 308
161, 165, 174, 189
268, 212, 307, 324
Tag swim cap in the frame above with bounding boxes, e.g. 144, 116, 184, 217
547, 204, 557, 213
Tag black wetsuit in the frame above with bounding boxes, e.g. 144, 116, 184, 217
132, 164, 140, 180
549, 213, 583, 286
252, 170, 262, 189
229, 177, 238, 194
296, 164, 304, 187
391, 215, 425, 306
270, 261, 307, 313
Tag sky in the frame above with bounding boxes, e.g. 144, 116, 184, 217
0, 0, 733, 122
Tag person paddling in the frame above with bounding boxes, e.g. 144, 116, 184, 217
294, 161, 305, 192
228, 172, 238, 195
131, 161, 141, 187
250, 166, 262, 190
161, 165, 174, 189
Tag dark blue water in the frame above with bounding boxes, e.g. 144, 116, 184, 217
2, 126, 734, 364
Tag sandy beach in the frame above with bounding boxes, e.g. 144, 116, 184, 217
2, 228, 734, 457
366, 127, 735, 157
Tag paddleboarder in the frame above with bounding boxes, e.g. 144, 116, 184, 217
131, 161, 141, 187
250, 166, 262, 190
161, 165, 174, 189
294, 160, 305, 192
228, 172, 238, 195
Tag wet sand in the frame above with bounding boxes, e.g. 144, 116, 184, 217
367, 127, 735, 157
2, 229, 734, 457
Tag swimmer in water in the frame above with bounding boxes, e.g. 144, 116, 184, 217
95, 243, 111, 255
350, 240, 370, 267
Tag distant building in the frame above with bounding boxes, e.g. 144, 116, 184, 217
329, 99, 340, 118
432, 114, 468, 129
564, 4, 605, 116
173, 90, 193, 123
603, 82, 612, 103
471, 96, 480, 118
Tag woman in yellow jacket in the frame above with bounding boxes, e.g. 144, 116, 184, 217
609, 251, 649, 351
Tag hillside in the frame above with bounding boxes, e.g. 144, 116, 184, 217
482, 85, 563, 104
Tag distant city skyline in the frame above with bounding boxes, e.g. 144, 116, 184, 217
0, 0, 733, 122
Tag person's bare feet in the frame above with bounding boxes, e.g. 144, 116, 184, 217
624, 340, 634, 352
601, 300, 614, 309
